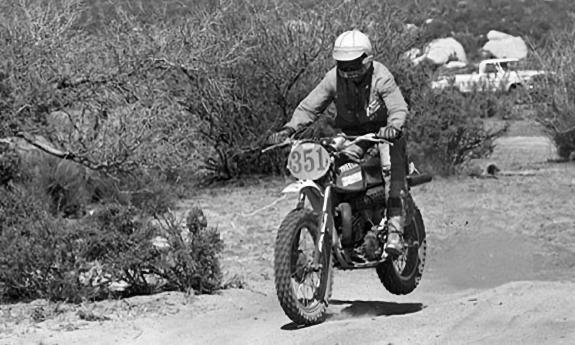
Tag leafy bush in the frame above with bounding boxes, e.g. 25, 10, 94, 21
0, 188, 85, 302
0, 186, 223, 302
146, 207, 223, 293
397, 62, 511, 175
0, 142, 21, 187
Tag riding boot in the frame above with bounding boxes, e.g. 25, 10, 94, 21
381, 161, 405, 256
385, 197, 405, 256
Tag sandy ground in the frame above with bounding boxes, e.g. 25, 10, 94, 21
2, 129, 575, 345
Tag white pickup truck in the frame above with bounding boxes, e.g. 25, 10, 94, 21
431, 58, 546, 93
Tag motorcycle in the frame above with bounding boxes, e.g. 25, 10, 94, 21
264, 133, 432, 325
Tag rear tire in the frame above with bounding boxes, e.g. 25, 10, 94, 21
377, 208, 426, 295
274, 208, 333, 325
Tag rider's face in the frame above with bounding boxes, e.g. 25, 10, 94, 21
337, 55, 370, 79
337, 57, 364, 72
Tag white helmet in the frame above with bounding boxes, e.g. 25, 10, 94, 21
332, 30, 373, 61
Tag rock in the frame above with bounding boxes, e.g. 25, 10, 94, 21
412, 37, 467, 66
109, 280, 130, 292
403, 47, 421, 61
152, 236, 171, 249
481, 30, 528, 60
1, 136, 51, 163
405, 23, 418, 32
444, 61, 468, 69
461, 159, 501, 178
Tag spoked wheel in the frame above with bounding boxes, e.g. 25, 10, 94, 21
377, 208, 427, 295
274, 208, 333, 325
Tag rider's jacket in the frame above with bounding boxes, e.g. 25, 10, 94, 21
284, 61, 408, 136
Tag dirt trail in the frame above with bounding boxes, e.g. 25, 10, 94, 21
3, 134, 575, 345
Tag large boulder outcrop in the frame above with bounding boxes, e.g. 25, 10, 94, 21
481, 30, 528, 60
412, 37, 467, 66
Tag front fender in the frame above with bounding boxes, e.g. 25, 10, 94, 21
285, 181, 339, 266
282, 180, 324, 214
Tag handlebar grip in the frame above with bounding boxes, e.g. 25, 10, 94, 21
407, 173, 432, 187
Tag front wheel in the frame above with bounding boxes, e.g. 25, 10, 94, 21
377, 208, 427, 295
274, 208, 333, 325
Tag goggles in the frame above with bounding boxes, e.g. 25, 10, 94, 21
336, 55, 372, 79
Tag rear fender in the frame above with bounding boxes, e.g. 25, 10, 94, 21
282, 180, 324, 214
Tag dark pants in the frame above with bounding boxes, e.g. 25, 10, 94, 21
387, 135, 408, 217
342, 135, 408, 217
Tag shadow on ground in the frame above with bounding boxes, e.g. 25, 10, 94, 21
328, 300, 424, 320
280, 300, 423, 330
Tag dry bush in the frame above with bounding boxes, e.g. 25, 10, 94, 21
397, 62, 511, 176
0, 187, 87, 302
0, 0, 199, 175
0, 0, 510, 181
531, 27, 575, 159
0, 188, 223, 302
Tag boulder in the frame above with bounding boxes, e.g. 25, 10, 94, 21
405, 23, 418, 32
460, 159, 501, 178
481, 30, 528, 60
444, 61, 468, 69
412, 37, 467, 66
403, 47, 421, 61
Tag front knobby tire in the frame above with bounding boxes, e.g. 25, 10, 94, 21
274, 208, 333, 325
377, 208, 427, 295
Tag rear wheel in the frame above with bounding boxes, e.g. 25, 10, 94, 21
274, 208, 333, 325
377, 208, 426, 295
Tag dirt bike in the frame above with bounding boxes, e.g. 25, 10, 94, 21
264, 133, 432, 325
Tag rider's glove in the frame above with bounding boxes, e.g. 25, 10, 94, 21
266, 127, 294, 145
378, 125, 401, 141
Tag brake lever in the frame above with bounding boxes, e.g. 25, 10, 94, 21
261, 139, 292, 153
342, 134, 393, 148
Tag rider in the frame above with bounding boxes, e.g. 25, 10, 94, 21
268, 29, 409, 255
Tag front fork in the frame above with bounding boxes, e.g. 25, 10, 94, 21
313, 185, 334, 270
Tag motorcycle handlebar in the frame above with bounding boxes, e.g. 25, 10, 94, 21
340, 133, 393, 147
261, 139, 292, 153
261, 133, 392, 153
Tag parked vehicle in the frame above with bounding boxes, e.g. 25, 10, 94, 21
431, 58, 546, 94
264, 134, 432, 325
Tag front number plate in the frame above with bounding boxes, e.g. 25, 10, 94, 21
287, 142, 330, 180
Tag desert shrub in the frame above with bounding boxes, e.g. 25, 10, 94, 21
118, 169, 179, 216
30, 157, 90, 218
531, 27, 575, 159
0, 0, 513, 182
0, 188, 89, 302
0, 0, 200, 177
146, 207, 223, 293
0, 142, 21, 187
79, 204, 223, 296
399, 62, 511, 175
0, 191, 224, 302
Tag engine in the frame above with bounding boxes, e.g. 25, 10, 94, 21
354, 185, 386, 210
